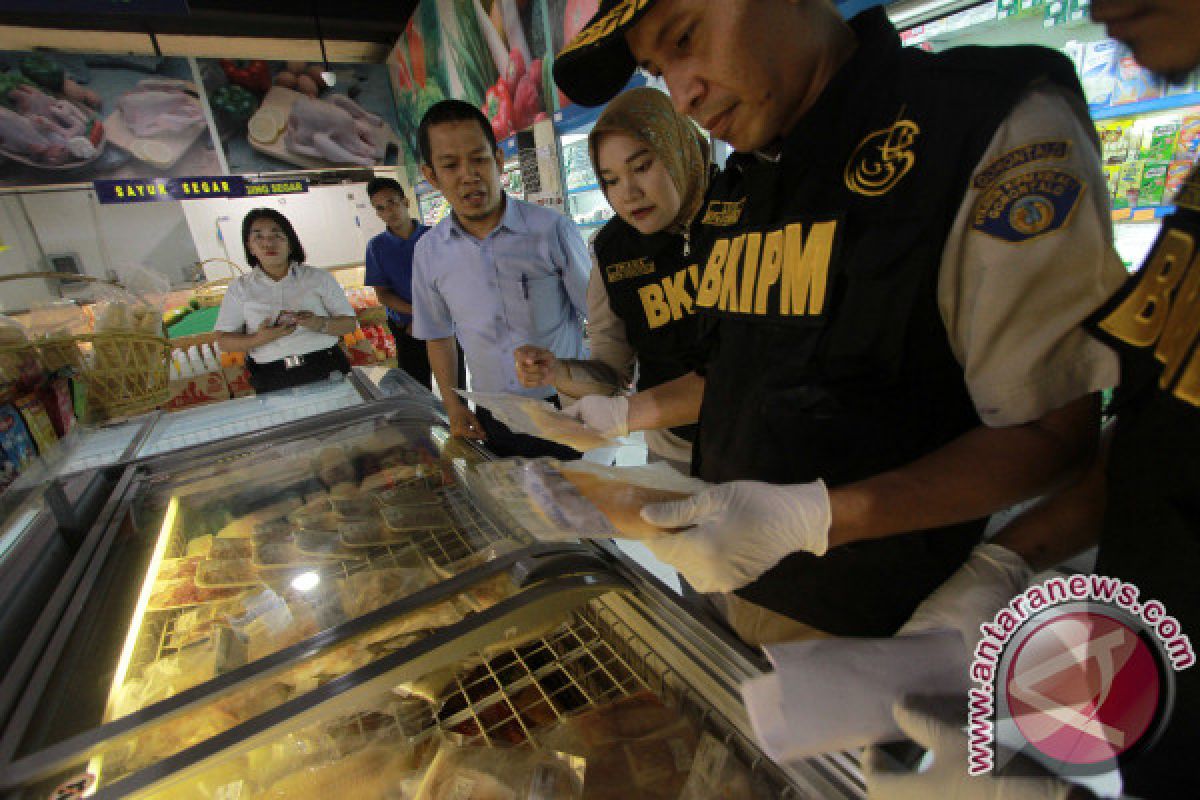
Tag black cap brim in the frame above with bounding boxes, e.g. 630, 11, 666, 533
552, 0, 657, 108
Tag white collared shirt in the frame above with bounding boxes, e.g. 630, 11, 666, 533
214, 262, 355, 364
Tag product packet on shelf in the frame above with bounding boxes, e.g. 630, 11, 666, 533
195, 558, 260, 588
414, 738, 585, 800
338, 565, 439, 618
381, 504, 455, 532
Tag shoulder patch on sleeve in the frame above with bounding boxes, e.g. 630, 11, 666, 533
972, 140, 1071, 189
970, 168, 1083, 243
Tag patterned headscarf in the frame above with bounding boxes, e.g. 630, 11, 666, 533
588, 87, 710, 233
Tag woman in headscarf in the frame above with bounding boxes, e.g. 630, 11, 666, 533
515, 87, 711, 468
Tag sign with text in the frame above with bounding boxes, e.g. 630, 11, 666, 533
94, 176, 308, 204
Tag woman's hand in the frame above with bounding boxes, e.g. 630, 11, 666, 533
514, 345, 558, 388
292, 311, 326, 332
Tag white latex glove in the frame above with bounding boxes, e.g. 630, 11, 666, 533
864, 695, 1073, 800
560, 395, 630, 438
899, 543, 1033, 662
639, 480, 832, 593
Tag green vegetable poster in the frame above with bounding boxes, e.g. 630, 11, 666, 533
195, 58, 405, 175
388, 0, 600, 184
0, 52, 222, 188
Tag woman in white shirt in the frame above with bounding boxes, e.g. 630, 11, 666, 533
214, 208, 358, 393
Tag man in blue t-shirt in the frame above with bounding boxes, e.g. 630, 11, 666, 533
364, 177, 462, 389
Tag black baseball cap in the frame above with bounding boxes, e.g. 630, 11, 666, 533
553, 0, 659, 107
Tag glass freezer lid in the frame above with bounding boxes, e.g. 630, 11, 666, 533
133, 377, 364, 460
93, 590, 805, 800
2, 412, 542, 788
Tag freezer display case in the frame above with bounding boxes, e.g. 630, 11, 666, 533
561, 133, 613, 239
0, 403, 863, 800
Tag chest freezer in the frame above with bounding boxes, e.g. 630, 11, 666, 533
0, 403, 863, 799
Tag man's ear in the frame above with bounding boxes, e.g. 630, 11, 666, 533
421, 163, 440, 191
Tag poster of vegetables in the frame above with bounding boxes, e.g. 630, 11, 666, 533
388, 0, 600, 184
0, 51, 222, 188
196, 58, 405, 175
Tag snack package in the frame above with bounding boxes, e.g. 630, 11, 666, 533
1115, 160, 1145, 208
1113, 52, 1163, 104
0, 403, 38, 472
1139, 160, 1170, 206
414, 739, 585, 800
1140, 123, 1181, 162
38, 374, 76, 437
1176, 114, 1200, 161
195, 558, 260, 588
1097, 119, 1133, 165
13, 392, 57, 454
677, 733, 769, 800
459, 390, 624, 452
1080, 39, 1119, 105
1167, 160, 1195, 203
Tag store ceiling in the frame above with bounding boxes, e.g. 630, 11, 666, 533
0, 1, 418, 46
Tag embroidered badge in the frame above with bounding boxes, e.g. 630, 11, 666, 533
606, 256, 656, 282
972, 140, 1071, 189
559, 0, 652, 55
844, 116, 920, 197
971, 169, 1083, 243
701, 198, 746, 227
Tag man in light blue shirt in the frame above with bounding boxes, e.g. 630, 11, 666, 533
411, 99, 590, 458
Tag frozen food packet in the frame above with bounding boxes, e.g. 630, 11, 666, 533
677, 733, 764, 800
258, 740, 426, 799
414, 738, 585, 800
458, 390, 623, 452
505, 459, 705, 541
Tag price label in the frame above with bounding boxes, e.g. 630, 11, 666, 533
48, 773, 95, 800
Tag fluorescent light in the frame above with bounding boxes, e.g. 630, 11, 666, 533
889, 0, 969, 27
291, 571, 320, 591
320, 70, 337, 88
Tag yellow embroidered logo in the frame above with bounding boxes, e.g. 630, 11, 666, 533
693, 219, 838, 319
701, 199, 746, 227
1098, 227, 1200, 407
844, 118, 920, 197
559, 0, 652, 57
639, 264, 701, 329
605, 257, 656, 282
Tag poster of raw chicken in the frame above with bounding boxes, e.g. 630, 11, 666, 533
0, 52, 221, 187
196, 58, 404, 175
388, 0, 600, 183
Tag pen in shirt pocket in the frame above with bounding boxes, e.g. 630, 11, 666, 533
521, 274, 529, 299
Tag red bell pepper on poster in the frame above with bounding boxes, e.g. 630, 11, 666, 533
505, 47, 526, 93
485, 83, 513, 142
245, 60, 271, 94
512, 76, 541, 131
408, 21, 426, 88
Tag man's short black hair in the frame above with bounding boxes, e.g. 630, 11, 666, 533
418, 99, 498, 166
366, 176, 406, 202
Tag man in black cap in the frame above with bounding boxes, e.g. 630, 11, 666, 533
554, 1, 1125, 645
862, 1, 1200, 796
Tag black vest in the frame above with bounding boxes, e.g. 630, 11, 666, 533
593, 217, 707, 442
1087, 166, 1200, 793
690, 8, 1084, 635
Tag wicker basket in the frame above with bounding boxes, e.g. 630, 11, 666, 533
191, 258, 247, 308
0, 272, 171, 421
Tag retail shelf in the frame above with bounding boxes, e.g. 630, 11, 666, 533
1091, 93, 1200, 120
1112, 204, 1175, 223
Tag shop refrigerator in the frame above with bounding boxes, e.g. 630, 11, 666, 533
560, 131, 613, 240
36, 375, 373, 483
890, 0, 1200, 270
0, 401, 864, 799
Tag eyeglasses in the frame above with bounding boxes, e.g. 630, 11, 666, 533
249, 231, 287, 242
